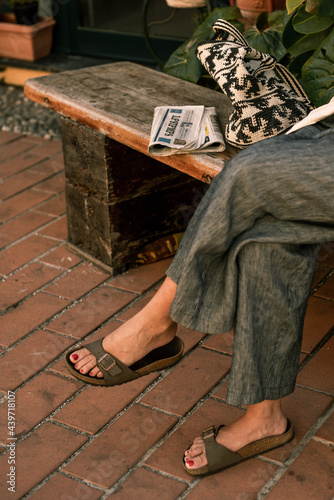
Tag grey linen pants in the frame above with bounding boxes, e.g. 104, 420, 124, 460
166, 123, 334, 406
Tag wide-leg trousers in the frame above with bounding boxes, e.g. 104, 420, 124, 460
166, 123, 334, 405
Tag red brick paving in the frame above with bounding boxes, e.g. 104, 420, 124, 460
0, 132, 333, 499
0, 189, 52, 222
64, 404, 178, 488
0, 211, 55, 247
265, 440, 334, 500
44, 261, 109, 300
0, 262, 63, 309
0, 372, 81, 442
46, 286, 135, 339
34, 192, 66, 217
28, 474, 103, 500
39, 242, 82, 269
0, 234, 57, 276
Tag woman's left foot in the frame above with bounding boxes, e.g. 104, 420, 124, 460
184, 412, 289, 472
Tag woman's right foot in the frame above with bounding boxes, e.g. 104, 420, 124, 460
70, 317, 177, 378
70, 276, 179, 378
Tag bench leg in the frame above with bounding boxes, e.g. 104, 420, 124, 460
61, 118, 207, 274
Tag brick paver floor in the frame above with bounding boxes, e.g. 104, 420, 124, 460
0, 131, 333, 499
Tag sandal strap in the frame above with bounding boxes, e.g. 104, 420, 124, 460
84, 339, 139, 385
202, 426, 242, 472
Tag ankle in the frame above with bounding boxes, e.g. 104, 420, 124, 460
142, 321, 177, 348
246, 400, 284, 418
244, 401, 287, 433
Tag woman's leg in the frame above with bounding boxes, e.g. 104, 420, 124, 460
167, 125, 334, 333
184, 240, 319, 471
227, 241, 320, 406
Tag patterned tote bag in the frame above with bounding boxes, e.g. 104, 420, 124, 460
196, 20, 314, 148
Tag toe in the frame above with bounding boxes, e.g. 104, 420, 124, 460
89, 366, 103, 378
187, 438, 205, 459
75, 355, 99, 375
185, 453, 207, 470
70, 347, 92, 363
69, 347, 104, 378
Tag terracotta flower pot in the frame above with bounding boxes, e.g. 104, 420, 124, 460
0, 14, 55, 61
166, 0, 206, 7
231, 0, 286, 26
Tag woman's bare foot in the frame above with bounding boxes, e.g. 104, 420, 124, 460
69, 277, 178, 378
184, 400, 288, 471
70, 319, 177, 378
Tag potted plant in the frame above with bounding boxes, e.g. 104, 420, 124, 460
163, 4, 286, 84
164, 0, 334, 106
6, 0, 39, 25
230, 0, 286, 27
166, 0, 207, 7
0, 0, 55, 61
282, 0, 334, 106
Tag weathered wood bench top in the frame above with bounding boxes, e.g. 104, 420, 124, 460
24, 61, 240, 273
24, 61, 238, 183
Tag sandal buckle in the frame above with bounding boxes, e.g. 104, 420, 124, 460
98, 353, 116, 372
202, 426, 215, 439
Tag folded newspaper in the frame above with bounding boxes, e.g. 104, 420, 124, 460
148, 105, 226, 156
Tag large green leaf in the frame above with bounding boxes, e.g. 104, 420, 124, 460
286, 0, 305, 15
318, 0, 334, 17
292, 7, 334, 33
290, 29, 332, 55
246, 30, 287, 60
163, 6, 243, 83
288, 49, 314, 75
302, 26, 334, 105
283, 8, 303, 48
268, 10, 286, 30
163, 40, 204, 83
282, 9, 331, 57
245, 11, 286, 61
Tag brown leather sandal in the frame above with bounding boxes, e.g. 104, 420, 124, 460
65, 336, 184, 387
183, 420, 294, 476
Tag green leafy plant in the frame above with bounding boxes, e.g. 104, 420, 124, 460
163, 5, 286, 84
164, 1, 334, 106
163, 6, 244, 84
244, 9, 286, 60
282, 0, 334, 105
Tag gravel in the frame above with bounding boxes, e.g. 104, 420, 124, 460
0, 83, 62, 139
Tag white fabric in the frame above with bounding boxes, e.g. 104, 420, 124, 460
287, 96, 334, 134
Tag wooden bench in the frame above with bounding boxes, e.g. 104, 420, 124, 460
24, 61, 238, 274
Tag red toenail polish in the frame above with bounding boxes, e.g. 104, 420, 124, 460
187, 460, 194, 467
185, 450, 190, 455
80, 369, 84, 373
72, 354, 79, 360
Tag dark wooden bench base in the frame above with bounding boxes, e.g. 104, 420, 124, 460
62, 118, 208, 274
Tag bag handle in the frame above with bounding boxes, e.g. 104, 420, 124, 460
275, 63, 311, 102
211, 20, 312, 103
213, 19, 248, 45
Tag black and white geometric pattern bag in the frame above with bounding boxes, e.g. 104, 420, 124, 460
196, 20, 314, 149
